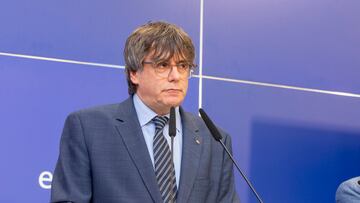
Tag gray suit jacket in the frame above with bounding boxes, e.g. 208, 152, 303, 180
336, 176, 360, 203
51, 97, 239, 203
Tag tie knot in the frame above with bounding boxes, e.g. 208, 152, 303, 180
152, 116, 169, 131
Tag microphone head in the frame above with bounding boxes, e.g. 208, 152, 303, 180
169, 107, 176, 137
199, 108, 223, 141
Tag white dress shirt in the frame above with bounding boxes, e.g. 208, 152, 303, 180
133, 94, 183, 187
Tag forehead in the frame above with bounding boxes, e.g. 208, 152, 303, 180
144, 50, 187, 62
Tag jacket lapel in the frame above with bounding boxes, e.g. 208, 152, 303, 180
177, 108, 202, 203
114, 97, 162, 203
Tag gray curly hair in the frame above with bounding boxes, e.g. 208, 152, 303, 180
123, 21, 196, 95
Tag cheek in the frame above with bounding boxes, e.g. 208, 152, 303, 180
183, 81, 189, 92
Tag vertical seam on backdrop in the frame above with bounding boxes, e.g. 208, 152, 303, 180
198, 0, 204, 110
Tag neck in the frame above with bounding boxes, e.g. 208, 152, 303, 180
155, 108, 170, 116
135, 93, 174, 116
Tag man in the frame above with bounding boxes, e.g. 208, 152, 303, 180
51, 21, 239, 203
336, 176, 360, 203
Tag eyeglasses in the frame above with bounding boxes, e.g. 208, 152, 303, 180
143, 61, 196, 79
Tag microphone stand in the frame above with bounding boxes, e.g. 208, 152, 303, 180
199, 108, 263, 203
170, 136, 175, 203
169, 107, 177, 203
218, 139, 263, 203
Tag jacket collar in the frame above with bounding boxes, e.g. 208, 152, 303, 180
114, 97, 202, 202
114, 97, 163, 202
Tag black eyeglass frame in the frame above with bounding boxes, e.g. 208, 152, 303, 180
143, 61, 197, 79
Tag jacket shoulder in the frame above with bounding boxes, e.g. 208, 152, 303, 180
68, 103, 120, 119
181, 110, 231, 140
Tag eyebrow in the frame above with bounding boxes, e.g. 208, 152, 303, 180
155, 59, 188, 64
176, 60, 187, 63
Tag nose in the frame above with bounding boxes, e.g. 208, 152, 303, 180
168, 66, 181, 81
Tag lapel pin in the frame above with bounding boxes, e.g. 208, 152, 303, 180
195, 138, 200, 145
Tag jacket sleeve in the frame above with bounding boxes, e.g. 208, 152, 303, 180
336, 177, 360, 203
218, 134, 241, 203
51, 113, 92, 203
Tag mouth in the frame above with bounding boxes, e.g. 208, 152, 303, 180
164, 89, 182, 93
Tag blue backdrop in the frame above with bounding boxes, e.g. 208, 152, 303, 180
1, 0, 359, 202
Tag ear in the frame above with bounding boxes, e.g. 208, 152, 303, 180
129, 71, 139, 85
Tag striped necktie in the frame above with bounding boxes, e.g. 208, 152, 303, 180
152, 116, 177, 203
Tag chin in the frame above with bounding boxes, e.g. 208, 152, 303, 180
164, 98, 183, 107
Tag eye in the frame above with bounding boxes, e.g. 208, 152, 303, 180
178, 63, 189, 70
157, 62, 169, 69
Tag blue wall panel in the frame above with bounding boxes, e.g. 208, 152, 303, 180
202, 79, 360, 202
203, 0, 360, 93
0, 0, 200, 65
251, 120, 360, 203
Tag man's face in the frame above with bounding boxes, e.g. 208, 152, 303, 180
130, 54, 189, 115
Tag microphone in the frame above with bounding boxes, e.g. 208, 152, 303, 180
169, 107, 176, 202
199, 108, 263, 203
169, 107, 176, 137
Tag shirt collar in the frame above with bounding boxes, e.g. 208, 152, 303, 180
133, 94, 182, 132
133, 94, 157, 127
